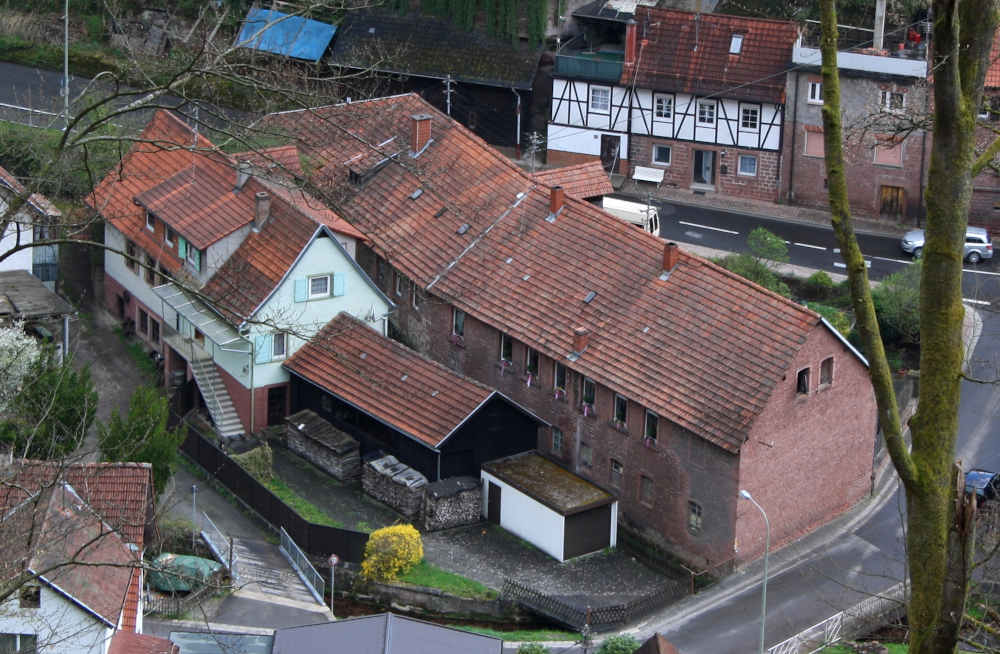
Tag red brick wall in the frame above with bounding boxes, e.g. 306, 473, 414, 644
735, 325, 877, 562
214, 363, 288, 434
971, 123, 1000, 231
630, 136, 781, 203
546, 150, 603, 169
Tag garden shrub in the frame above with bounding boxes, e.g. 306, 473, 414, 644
715, 253, 791, 298
596, 634, 640, 654
361, 524, 423, 582
872, 262, 921, 348
518, 644, 551, 654
803, 270, 834, 300
806, 302, 851, 337
232, 442, 274, 483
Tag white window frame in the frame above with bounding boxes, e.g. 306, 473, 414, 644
613, 394, 628, 426
610, 458, 624, 487
740, 106, 759, 131
525, 347, 539, 375
499, 332, 513, 363
452, 308, 465, 337
589, 86, 611, 113
820, 356, 834, 386
186, 244, 201, 269
697, 100, 716, 126
729, 34, 744, 54
796, 367, 811, 395
880, 89, 906, 112
644, 410, 658, 441
807, 81, 823, 104
652, 144, 672, 166
308, 274, 331, 299
272, 332, 287, 359
688, 500, 703, 534
412, 285, 421, 310
165, 226, 175, 247
654, 93, 673, 119
737, 155, 758, 177
394, 271, 405, 296
554, 361, 567, 391
582, 376, 596, 407
552, 426, 563, 453
145, 211, 155, 232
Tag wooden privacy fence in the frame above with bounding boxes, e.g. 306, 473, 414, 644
501, 577, 688, 632
176, 414, 370, 564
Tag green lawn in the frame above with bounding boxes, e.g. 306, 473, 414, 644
263, 477, 344, 528
821, 644, 907, 653
398, 561, 498, 600
455, 626, 582, 642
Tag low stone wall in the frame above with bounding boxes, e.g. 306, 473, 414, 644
286, 410, 361, 483
363, 456, 427, 519
422, 477, 481, 531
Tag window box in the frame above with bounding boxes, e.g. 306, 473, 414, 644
497, 359, 514, 376
522, 372, 537, 388
611, 418, 627, 432
642, 436, 655, 448
448, 333, 465, 348
553, 387, 566, 401
581, 402, 595, 417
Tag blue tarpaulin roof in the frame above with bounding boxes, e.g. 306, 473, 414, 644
965, 469, 999, 497
236, 8, 336, 62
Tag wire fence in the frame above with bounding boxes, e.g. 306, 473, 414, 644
201, 510, 238, 585
280, 526, 326, 605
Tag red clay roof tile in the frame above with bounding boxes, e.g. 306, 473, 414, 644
534, 161, 613, 199
264, 94, 820, 451
109, 632, 178, 654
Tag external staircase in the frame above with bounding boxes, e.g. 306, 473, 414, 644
188, 358, 244, 439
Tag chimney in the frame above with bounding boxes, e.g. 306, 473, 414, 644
662, 242, 679, 272
254, 191, 270, 231
411, 114, 432, 153
572, 327, 590, 353
550, 185, 565, 215
235, 161, 251, 190
625, 19, 638, 68
874, 0, 886, 51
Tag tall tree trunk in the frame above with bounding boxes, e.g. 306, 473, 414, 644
817, 0, 997, 651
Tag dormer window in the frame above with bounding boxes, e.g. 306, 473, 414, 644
145, 211, 155, 232
729, 34, 744, 54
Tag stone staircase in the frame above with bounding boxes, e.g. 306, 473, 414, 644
188, 358, 244, 439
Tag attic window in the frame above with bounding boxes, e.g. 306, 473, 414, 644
431, 390, 439, 397
19, 585, 40, 609
729, 34, 744, 54
583, 291, 597, 304
409, 188, 423, 200
434, 207, 447, 218
401, 374, 408, 381
457, 223, 470, 235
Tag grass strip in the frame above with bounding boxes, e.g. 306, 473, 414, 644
398, 560, 498, 600
263, 476, 344, 528
455, 625, 582, 642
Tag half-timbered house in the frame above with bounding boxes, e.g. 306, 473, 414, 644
547, 7, 797, 202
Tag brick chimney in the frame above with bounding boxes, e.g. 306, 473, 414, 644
411, 114, 433, 153
235, 160, 251, 190
254, 191, 271, 231
624, 19, 638, 69
572, 327, 590, 353
662, 242, 679, 272
550, 186, 565, 214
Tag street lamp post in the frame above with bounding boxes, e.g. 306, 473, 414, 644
740, 490, 770, 654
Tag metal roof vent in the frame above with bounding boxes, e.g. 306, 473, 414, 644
584, 291, 597, 304
360, 352, 368, 359
457, 223, 470, 235
401, 374, 408, 381
505, 257, 513, 264
522, 274, 531, 281
642, 326, 650, 334
431, 390, 439, 397
409, 188, 423, 200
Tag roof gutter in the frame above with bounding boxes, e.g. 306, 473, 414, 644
820, 316, 869, 368
34, 570, 117, 628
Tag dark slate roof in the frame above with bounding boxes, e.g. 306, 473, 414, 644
236, 8, 336, 62
286, 409, 359, 455
0, 269, 74, 318
329, 9, 541, 89
272, 613, 503, 654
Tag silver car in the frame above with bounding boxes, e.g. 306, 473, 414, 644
901, 226, 994, 263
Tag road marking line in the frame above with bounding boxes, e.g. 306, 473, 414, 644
867, 255, 913, 265
962, 268, 1000, 276
678, 220, 739, 235
794, 242, 827, 251
834, 261, 871, 268
963, 298, 991, 305
683, 231, 704, 240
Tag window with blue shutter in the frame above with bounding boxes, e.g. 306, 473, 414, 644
294, 279, 307, 303
177, 237, 187, 260
333, 273, 345, 297
254, 334, 272, 364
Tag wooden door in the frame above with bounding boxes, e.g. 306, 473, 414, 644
600, 135, 621, 173
267, 386, 287, 426
487, 482, 502, 524
880, 185, 905, 217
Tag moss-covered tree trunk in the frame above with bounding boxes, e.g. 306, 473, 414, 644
817, 0, 997, 651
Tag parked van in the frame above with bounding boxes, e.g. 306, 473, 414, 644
601, 197, 660, 236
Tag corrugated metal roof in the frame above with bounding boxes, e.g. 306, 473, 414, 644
236, 8, 336, 63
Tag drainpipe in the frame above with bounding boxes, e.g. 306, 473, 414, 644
786, 72, 800, 203
512, 88, 522, 157
248, 340, 255, 434
436, 451, 442, 482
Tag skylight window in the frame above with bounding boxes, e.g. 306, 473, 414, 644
730, 34, 744, 54
584, 291, 597, 304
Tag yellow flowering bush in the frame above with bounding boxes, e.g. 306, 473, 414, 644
361, 524, 423, 582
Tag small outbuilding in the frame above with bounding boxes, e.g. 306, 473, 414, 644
481, 451, 618, 561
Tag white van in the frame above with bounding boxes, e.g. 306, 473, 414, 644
601, 197, 660, 236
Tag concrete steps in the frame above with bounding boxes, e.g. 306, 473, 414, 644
189, 359, 244, 439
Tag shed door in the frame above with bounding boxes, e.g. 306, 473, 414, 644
487, 482, 502, 524
563, 505, 612, 559
880, 185, 905, 217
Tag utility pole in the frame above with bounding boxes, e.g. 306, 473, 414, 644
525, 131, 544, 174
442, 75, 454, 116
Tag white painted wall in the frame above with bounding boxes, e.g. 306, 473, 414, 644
0, 584, 113, 654
196, 225, 252, 286
0, 193, 35, 274
104, 223, 178, 329
481, 470, 565, 561
546, 125, 629, 160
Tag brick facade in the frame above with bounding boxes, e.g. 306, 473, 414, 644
360, 245, 871, 566
630, 137, 781, 203
545, 150, 631, 177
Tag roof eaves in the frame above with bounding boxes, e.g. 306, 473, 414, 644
33, 570, 117, 628
820, 316, 869, 368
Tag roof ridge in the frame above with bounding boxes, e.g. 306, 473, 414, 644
639, 6, 799, 27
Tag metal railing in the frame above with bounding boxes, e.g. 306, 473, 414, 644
280, 526, 325, 605
201, 510, 238, 584
766, 582, 907, 654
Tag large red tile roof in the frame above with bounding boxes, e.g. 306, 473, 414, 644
533, 162, 613, 199
0, 163, 61, 218
623, 9, 797, 104
986, 31, 1000, 89
284, 313, 496, 448
264, 94, 821, 451
109, 632, 178, 654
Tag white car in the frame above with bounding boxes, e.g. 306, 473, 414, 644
900, 226, 993, 263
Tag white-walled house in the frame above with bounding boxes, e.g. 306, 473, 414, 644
0, 164, 61, 289
547, 8, 797, 204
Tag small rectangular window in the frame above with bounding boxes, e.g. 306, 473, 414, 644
808, 81, 823, 104
820, 357, 834, 386
138, 308, 149, 335
394, 271, 406, 296
740, 106, 759, 130
150, 320, 160, 345
738, 155, 758, 176
19, 586, 40, 609
804, 130, 825, 158
688, 500, 703, 534
880, 90, 905, 112
644, 410, 658, 441
525, 347, 539, 375
412, 285, 422, 310
729, 34, 744, 54
697, 100, 716, 125
452, 308, 465, 337
590, 87, 611, 113
654, 94, 673, 119
125, 241, 138, 273
145, 254, 156, 285
796, 368, 810, 395
165, 226, 175, 247
582, 377, 596, 406
187, 245, 201, 272
272, 332, 287, 359
552, 426, 563, 454
580, 442, 593, 467
610, 459, 623, 488
554, 362, 567, 391
614, 395, 628, 425
640, 475, 654, 505
309, 274, 331, 298
145, 211, 155, 232
652, 145, 671, 166
499, 333, 513, 362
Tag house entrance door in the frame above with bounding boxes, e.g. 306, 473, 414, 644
487, 482, 502, 524
267, 386, 287, 426
600, 135, 621, 173
880, 185, 905, 217
693, 150, 716, 186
